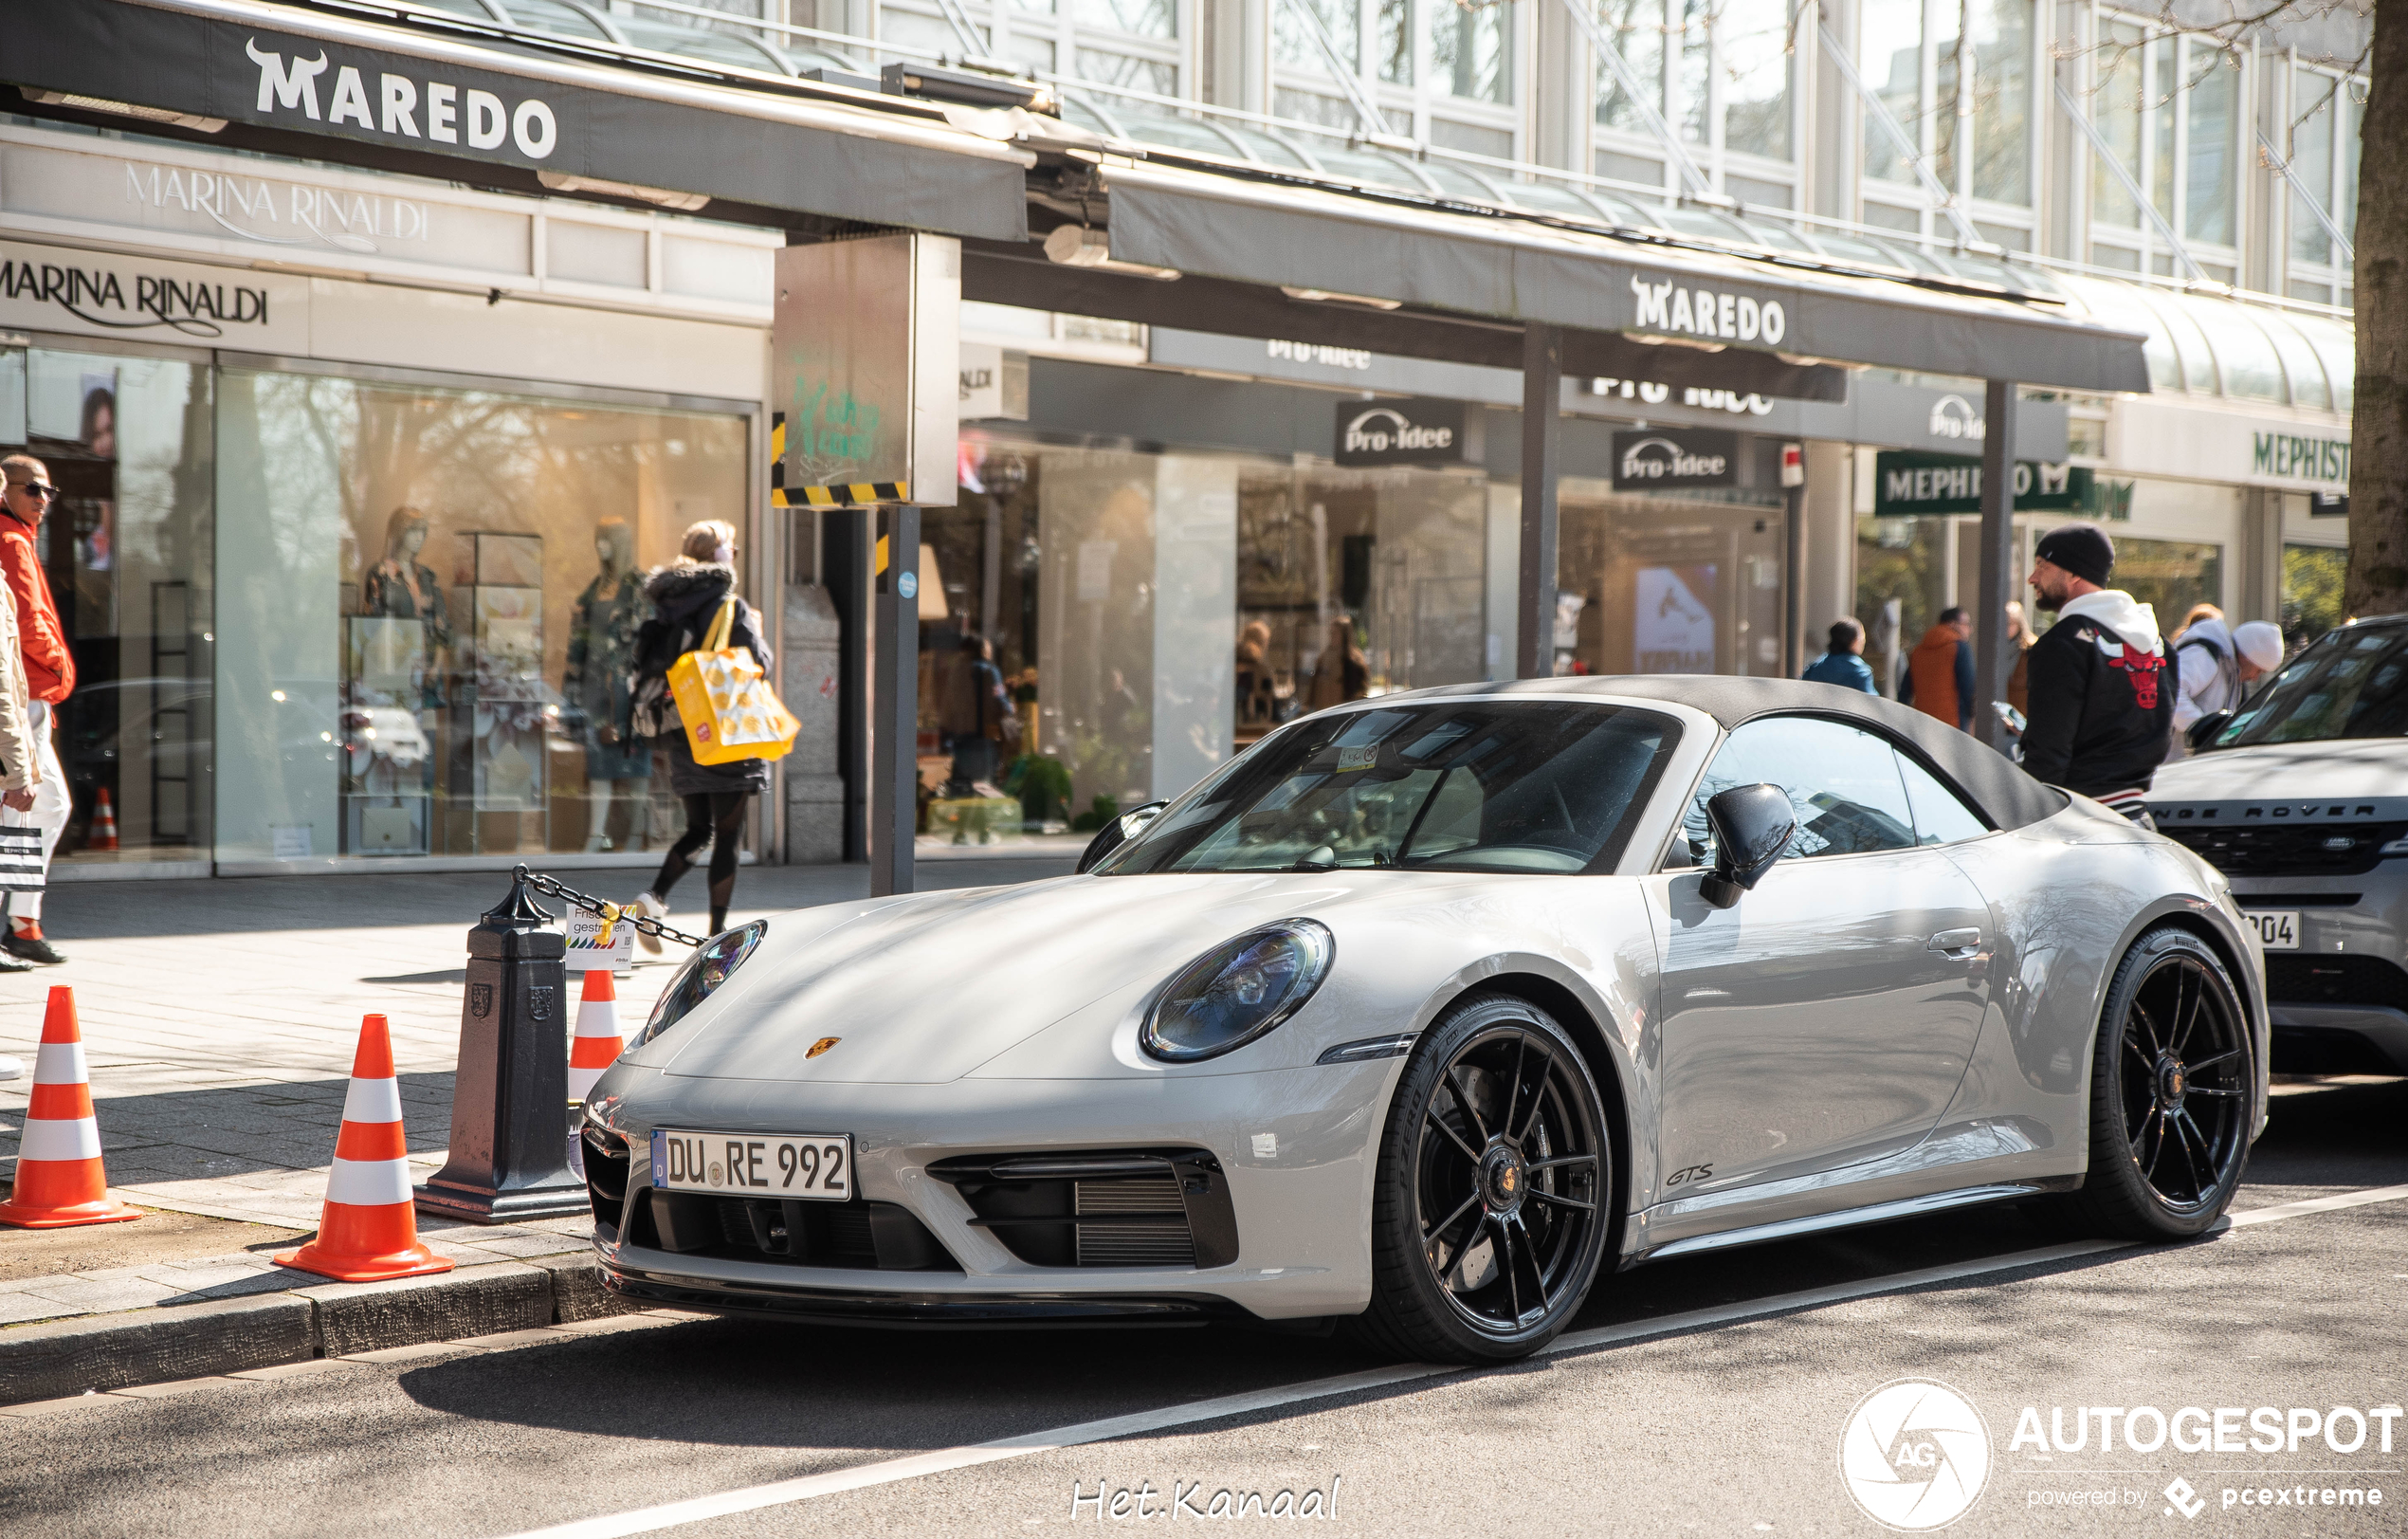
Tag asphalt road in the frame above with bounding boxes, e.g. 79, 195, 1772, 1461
6, 1076, 2402, 1539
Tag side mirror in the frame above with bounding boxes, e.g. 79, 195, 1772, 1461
2184, 709, 2234, 754
1699, 783, 1797, 909
1076, 800, 1169, 873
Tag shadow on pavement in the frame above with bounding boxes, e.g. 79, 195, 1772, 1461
395, 1315, 1388, 1452
2, 1073, 455, 1182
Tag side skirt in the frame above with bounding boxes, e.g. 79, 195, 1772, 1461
1622, 1176, 2084, 1268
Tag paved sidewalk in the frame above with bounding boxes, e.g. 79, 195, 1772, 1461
0, 856, 1073, 1331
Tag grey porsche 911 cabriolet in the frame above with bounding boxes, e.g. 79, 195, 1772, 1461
580, 676, 2269, 1363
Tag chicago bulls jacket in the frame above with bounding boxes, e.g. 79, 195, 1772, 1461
2020, 589, 2174, 798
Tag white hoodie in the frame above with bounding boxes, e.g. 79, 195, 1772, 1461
2054, 588, 2162, 652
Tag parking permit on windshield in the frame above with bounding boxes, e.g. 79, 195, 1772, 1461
651, 1129, 852, 1198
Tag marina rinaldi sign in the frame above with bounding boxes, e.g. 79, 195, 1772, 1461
1873, 450, 2092, 516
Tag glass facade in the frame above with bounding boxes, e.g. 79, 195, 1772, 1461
1559, 477, 1785, 678
0, 336, 755, 875
936, 439, 1490, 839
213, 366, 751, 866
0, 342, 214, 869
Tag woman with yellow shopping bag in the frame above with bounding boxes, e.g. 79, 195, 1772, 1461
622, 520, 793, 943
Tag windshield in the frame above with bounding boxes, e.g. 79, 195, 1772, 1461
2215, 624, 2408, 747
1096, 700, 1680, 876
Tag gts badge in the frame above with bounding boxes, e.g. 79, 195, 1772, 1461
1667, 1163, 1714, 1187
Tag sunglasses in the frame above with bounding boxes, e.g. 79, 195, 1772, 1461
5, 483, 57, 502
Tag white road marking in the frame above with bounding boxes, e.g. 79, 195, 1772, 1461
2224, 1182, 2408, 1227
502, 1182, 2408, 1539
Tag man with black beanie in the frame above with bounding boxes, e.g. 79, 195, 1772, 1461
2020, 522, 2173, 824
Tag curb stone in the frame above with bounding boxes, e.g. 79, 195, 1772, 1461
301, 1263, 553, 1358
0, 1292, 318, 1404
0, 1258, 645, 1404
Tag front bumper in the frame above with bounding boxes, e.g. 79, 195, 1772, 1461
600, 1268, 1237, 1327
585, 1059, 1397, 1322
2224, 870, 2408, 1074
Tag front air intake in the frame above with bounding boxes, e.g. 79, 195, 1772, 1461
928, 1149, 1238, 1269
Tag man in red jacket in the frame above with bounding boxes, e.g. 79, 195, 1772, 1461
0, 455, 74, 965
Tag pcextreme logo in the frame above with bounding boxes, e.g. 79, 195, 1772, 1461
1838, 1379, 1993, 1531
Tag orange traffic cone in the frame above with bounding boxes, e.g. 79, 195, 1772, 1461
274, 1015, 453, 1282
0, 987, 141, 1228
567, 968, 624, 1105
86, 789, 118, 852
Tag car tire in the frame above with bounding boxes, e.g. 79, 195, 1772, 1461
2053, 925, 2253, 1240
1345, 990, 1614, 1364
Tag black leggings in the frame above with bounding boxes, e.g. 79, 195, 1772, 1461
651, 792, 750, 935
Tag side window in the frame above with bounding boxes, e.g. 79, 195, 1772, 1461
1677, 717, 1919, 867
1895, 755, 1991, 846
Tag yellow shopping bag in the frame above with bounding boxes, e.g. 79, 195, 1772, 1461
667, 598, 800, 765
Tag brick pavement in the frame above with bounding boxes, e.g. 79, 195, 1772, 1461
0, 854, 1072, 1329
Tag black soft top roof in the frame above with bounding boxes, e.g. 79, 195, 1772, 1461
1414, 674, 2069, 833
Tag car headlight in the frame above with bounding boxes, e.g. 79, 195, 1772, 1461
1140, 920, 1334, 1063
636, 920, 766, 1046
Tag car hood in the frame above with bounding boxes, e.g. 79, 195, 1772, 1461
2148, 738, 2408, 806
651, 871, 1428, 1086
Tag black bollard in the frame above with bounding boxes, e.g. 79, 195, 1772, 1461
414, 870, 589, 1223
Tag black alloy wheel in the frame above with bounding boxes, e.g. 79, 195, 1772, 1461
2058, 925, 2253, 1238
1349, 992, 1612, 1363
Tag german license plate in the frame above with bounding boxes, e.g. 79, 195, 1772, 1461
650, 1129, 852, 1199
2244, 910, 2300, 951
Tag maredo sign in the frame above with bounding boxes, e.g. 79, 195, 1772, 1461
245, 39, 559, 159
1333, 398, 1469, 467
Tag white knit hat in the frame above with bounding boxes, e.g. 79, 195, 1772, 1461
2233, 620, 2286, 672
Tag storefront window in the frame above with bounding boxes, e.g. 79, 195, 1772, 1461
936, 440, 1487, 844
1, 343, 214, 868
1853, 514, 1950, 696
1560, 478, 1784, 679
1239, 466, 1487, 729
214, 365, 748, 867
2104, 537, 2221, 633
2283, 544, 2347, 648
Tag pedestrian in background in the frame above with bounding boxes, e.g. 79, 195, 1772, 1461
1900, 606, 1976, 732
2167, 614, 2285, 757
0, 455, 72, 965
0, 520, 45, 982
2003, 600, 2036, 718
623, 519, 771, 946
2021, 523, 2173, 824
942, 633, 1010, 795
1801, 617, 1878, 693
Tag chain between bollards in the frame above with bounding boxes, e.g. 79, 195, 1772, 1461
512, 864, 708, 950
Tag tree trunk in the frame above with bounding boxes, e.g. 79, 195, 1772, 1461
2349, 0, 2408, 615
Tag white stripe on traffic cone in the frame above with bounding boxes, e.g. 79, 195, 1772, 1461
567, 967, 625, 1104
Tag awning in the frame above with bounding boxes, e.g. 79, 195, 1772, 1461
9, 0, 1032, 243
1097, 162, 2153, 393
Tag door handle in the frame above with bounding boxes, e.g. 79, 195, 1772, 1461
1926, 928, 1981, 957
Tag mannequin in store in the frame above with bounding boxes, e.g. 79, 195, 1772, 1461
565, 518, 653, 852
359, 505, 450, 652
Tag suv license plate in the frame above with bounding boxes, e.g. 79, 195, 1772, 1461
2245, 910, 2300, 951
651, 1130, 852, 1199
